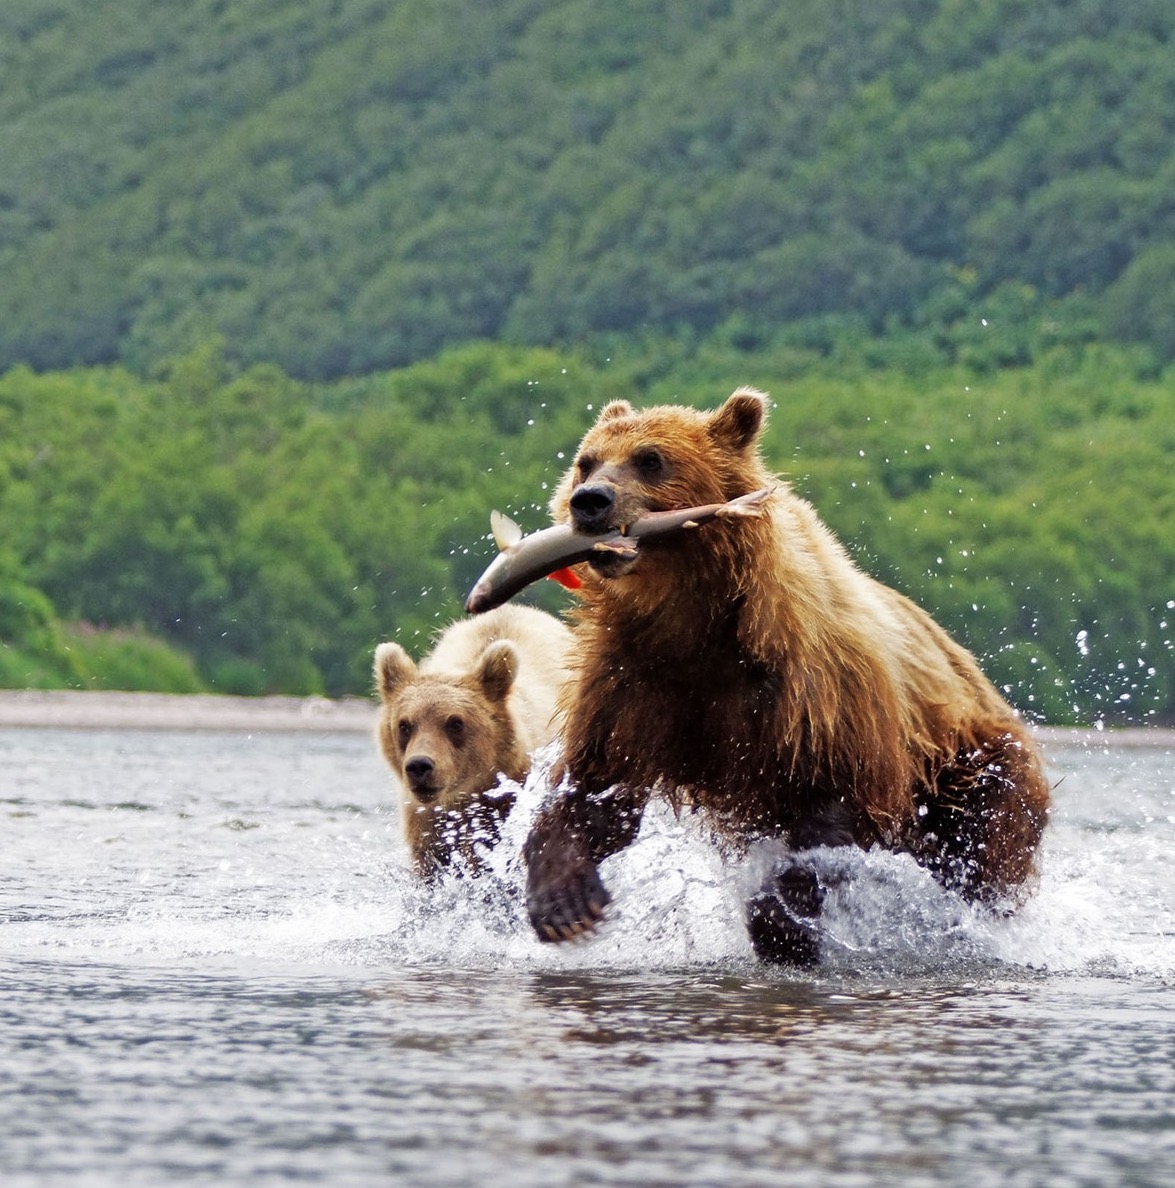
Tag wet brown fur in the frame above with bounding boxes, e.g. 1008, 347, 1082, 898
524, 389, 1051, 945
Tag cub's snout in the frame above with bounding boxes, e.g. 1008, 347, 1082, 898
403, 755, 438, 800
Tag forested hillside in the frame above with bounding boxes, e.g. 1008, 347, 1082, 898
2, 0, 1175, 378
1, 0, 1173, 723
2, 336, 1173, 723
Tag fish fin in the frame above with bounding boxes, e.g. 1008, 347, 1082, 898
490, 509, 523, 551
592, 539, 639, 557
716, 485, 777, 519
546, 567, 583, 591
716, 504, 763, 519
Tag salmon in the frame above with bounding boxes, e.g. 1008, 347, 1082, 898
465, 487, 774, 615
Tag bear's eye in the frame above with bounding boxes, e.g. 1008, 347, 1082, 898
445, 715, 465, 743
397, 719, 413, 745
635, 449, 665, 479
575, 453, 595, 480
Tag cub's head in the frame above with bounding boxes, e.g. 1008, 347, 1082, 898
550, 387, 770, 580
373, 639, 520, 808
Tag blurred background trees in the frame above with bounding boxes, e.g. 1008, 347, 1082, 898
2, 335, 1172, 723
0, 0, 1172, 721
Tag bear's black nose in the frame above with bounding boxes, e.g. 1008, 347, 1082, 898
404, 756, 435, 791
569, 482, 615, 532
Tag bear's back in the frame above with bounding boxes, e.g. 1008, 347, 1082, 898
422, 604, 571, 753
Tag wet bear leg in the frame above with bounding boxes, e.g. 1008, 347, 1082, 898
745, 857, 826, 966
911, 733, 1051, 905
744, 802, 860, 966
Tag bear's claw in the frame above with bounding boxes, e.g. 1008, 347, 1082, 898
527, 866, 612, 943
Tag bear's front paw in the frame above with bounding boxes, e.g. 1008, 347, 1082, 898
745, 859, 825, 967
526, 862, 612, 943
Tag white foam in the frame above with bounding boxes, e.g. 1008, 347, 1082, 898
9, 740, 1173, 983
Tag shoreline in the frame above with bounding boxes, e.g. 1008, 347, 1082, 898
0, 689, 1172, 749
0, 689, 377, 733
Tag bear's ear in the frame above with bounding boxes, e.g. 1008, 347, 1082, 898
707, 387, 768, 453
476, 640, 518, 704
374, 642, 416, 703
598, 400, 633, 423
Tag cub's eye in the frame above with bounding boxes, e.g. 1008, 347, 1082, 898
397, 720, 412, 745
635, 449, 665, 479
575, 453, 595, 480
445, 715, 465, 742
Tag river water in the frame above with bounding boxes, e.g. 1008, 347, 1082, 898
2, 720, 1172, 1186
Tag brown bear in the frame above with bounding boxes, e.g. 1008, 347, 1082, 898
522, 388, 1051, 963
375, 604, 571, 878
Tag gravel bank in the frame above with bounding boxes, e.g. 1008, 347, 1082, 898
0, 690, 377, 733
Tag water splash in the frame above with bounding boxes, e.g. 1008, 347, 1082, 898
5, 732, 1171, 984
345, 742, 1175, 983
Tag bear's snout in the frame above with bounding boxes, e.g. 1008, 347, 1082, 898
569, 482, 616, 532
404, 755, 439, 799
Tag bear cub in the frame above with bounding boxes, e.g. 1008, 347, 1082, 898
375, 604, 571, 878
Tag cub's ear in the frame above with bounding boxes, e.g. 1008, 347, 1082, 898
708, 387, 768, 453
476, 640, 518, 704
598, 400, 633, 423
374, 642, 416, 703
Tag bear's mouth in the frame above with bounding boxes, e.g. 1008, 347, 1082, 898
406, 781, 441, 804
586, 547, 640, 579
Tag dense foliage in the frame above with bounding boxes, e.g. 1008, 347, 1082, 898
1, 1, 1172, 724
2, 329, 1173, 724
3, 0, 1175, 378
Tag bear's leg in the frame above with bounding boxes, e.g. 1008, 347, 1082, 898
450, 790, 517, 877
745, 858, 825, 966
911, 732, 1050, 904
524, 781, 648, 942
743, 801, 860, 965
